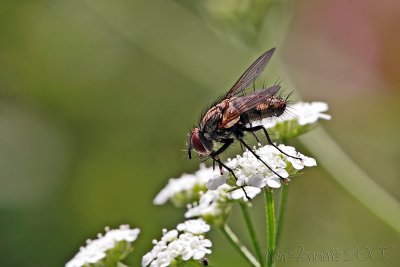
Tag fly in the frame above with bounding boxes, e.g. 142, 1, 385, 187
187, 48, 299, 198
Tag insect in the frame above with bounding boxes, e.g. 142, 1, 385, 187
200, 258, 208, 266
187, 48, 299, 195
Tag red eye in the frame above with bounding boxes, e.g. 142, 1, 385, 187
191, 129, 208, 155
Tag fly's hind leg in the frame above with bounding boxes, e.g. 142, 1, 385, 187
242, 125, 302, 160
238, 138, 290, 182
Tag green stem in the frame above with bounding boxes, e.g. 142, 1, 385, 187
264, 188, 276, 267
239, 202, 265, 267
219, 224, 260, 267
276, 184, 288, 247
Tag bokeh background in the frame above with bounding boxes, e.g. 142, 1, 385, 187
1, 0, 399, 266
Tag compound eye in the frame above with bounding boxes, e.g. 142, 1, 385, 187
191, 131, 208, 155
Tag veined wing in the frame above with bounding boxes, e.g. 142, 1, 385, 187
231, 85, 280, 113
220, 85, 280, 128
225, 48, 276, 99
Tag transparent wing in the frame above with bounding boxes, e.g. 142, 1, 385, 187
225, 48, 276, 99
230, 85, 280, 114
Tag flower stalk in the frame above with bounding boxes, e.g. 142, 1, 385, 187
239, 202, 265, 267
219, 224, 260, 267
276, 184, 288, 247
264, 188, 276, 267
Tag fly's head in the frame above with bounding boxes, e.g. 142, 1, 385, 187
188, 127, 213, 159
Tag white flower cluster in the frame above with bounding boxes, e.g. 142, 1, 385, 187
207, 144, 316, 191
153, 164, 214, 206
253, 101, 331, 129
66, 225, 140, 267
184, 185, 261, 224
184, 187, 228, 219
153, 165, 263, 225
142, 219, 212, 267
153, 147, 316, 225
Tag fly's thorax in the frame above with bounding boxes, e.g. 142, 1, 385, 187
201, 100, 230, 125
219, 99, 241, 129
200, 100, 229, 136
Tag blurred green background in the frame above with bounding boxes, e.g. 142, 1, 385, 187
0, 0, 399, 266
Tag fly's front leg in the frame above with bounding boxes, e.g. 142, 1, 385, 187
207, 139, 251, 200
211, 155, 250, 201
243, 125, 302, 160
217, 162, 222, 175
209, 139, 234, 175
211, 156, 234, 179
209, 139, 234, 159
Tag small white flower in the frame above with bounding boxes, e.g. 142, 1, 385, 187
181, 233, 212, 260
177, 219, 211, 234
142, 219, 212, 267
184, 186, 230, 220
291, 101, 331, 125
184, 184, 262, 227
154, 164, 217, 206
104, 224, 140, 242
206, 172, 229, 190
266, 177, 281, 188
66, 225, 140, 267
229, 186, 261, 201
278, 144, 317, 170
161, 229, 179, 242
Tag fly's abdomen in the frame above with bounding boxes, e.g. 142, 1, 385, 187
242, 97, 287, 122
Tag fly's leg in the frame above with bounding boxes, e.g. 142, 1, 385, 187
209, 138, 234, 157
248, 122, 260, 143
238, 138, 290, 182
211, 156, 251, 201
205, 139, 250, 200
251, 132, 260, 143
239, 141, 245, 152
209, 139, 234, 175
243, 125, 302, 160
